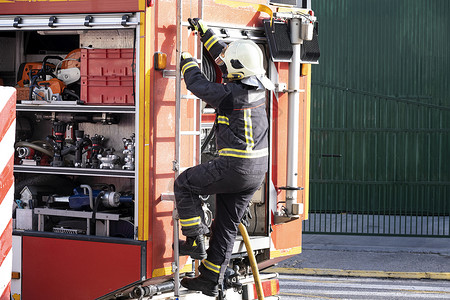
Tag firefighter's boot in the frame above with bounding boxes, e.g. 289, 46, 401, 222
181, 274, 219, 297
179, 235, 207, 260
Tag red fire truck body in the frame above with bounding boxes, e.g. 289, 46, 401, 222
0, 0, 318, 298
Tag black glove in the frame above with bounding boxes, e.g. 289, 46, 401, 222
188, 18, 208, 36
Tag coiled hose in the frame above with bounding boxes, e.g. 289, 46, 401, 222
202, 51, 217, 83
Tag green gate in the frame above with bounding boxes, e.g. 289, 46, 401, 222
304, 0, 450, 236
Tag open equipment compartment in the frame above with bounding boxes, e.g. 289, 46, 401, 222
1, 13, 144, 299
7, 25, 139, 239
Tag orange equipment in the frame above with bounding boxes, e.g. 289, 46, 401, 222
16, 62, 50, 87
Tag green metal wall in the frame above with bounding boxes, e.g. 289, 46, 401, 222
306, 0, 450, 235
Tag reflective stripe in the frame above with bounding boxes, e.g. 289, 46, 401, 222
181, 61, 198, 75
219, 147, 268, 158
244, 109, 254, 149
204, 35, 219, 51
215, 44, 228, 66
217, 115, 229, 125
202, 259, 220, 274
180, 216, 201, 227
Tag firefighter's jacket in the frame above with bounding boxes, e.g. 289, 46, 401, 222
180, 30, 269, 174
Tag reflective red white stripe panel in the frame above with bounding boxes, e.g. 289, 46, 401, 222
0, 87, 16, 300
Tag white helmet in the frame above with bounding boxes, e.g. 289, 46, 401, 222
221, 40, 265, 79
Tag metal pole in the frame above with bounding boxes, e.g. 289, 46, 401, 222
175, 0, 182, 176
286, 39, 301, 215
173, 208, 180, 297
174, 0, 182, 296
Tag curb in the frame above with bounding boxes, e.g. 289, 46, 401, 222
264, 267, 450, 281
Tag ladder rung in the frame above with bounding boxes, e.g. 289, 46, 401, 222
203, 108, 215, 114
181, 95, 201, 100
179, 167, 189, 173
180, 131, 201, 136
161, 193, 175, 202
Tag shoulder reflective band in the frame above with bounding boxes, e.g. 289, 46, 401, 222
244, 109, 254, 149
219, 147, 268, 158
217, 115, 229, 125
202, 259, 221, 274
204, 35, 219, 51
180, 216, 201, 227
181, 61, 198, 75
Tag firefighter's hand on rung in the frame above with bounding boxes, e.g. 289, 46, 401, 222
181, 52, 193, 61
188, 18, 208, 36
180, 52, 198, 76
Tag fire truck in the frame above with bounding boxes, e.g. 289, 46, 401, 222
0, 0, 319, 298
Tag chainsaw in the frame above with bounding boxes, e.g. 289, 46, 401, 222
17, 49, 81, 102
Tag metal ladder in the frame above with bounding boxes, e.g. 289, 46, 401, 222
173, 0, 204, 296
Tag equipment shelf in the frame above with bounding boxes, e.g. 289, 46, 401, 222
14, 165, 135, 178
16, 104, 135, 114
34, 208, 121, 237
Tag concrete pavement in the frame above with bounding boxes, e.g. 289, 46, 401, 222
265, 234, 450, 280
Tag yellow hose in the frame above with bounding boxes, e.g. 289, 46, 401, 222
238, 223, 264, 300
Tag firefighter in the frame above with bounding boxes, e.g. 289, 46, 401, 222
174, 18, 274, 296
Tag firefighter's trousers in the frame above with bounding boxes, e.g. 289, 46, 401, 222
174, 156, 265, 283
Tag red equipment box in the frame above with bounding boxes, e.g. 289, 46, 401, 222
80, 49, 135, 105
